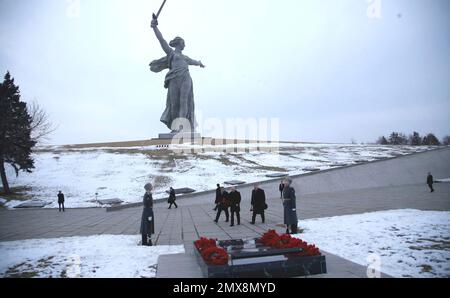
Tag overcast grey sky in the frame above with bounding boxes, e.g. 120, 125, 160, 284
1, 0, 449, 145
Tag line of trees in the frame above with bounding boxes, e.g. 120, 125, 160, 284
377, 132, 449, 146
0, 72, 55, 195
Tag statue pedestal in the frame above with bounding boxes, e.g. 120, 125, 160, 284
158, 132, 202, 140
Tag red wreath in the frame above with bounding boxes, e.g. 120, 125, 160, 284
201, 246, 229, 266
194, 237, 217, 252
195, 237, 229, 265
259, 230, 321, 257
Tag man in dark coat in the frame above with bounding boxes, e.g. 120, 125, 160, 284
140, 183, 155, 246
213, 184, 221, 211
427, 172, 434, 193
57, 191, 65, 212
282, 178, 298, 234
214, 187, 229, 223
251, 184, 266, 224
168, 187, 178, 209
229, 187, 241, 227
279, 182, 285, 199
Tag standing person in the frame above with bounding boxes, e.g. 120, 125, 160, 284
213, 184, 221, 211
168, 187, 178, 209
214, 187, 229, 223
57, 191, 65, 212
282, 178, 298, 234
427, 172, 435, 193
140, 183, 155, 246
229, 187, 241, 227
251, 184, 267, 224
279, 181, 285, 199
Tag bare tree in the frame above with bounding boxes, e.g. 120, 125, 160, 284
28, 101, 58, 144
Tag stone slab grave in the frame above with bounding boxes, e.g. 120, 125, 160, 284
302, 167, 321, 172
98, 198, 123, 205
14, 200, 50, 209
372, 156, 387, 160
354, 159, 370, 164
329, 163, 348, 167
224, 180, 246, 186
165, 188, 196, 195
266, 173, 289, 178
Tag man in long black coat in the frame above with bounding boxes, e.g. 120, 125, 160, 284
229, 187, 241, 227
427, 172, 434, 193
214, 187, 229, 223
214, 184, 221, 211
251, 185, 266, 224
57, 191, 65, 212
279, 182, 285, 199
168, 187, 178, 209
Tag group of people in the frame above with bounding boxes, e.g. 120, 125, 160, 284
213, 184, 267, 227
212, 179, 299, 234
139, 179, 299, 246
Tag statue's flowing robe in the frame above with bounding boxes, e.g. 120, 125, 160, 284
150, 51, 197, 131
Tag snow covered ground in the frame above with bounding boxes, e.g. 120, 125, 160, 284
295, 209, 450, 278
1, 143, 436, 209
0, 235, 184, 278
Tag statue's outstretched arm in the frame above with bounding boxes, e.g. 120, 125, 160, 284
186, 56, 205, 68
151, 20, 172, 55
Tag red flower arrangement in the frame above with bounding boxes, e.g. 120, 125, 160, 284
201, 247, 229, 266
194, 237, 229, 266
259, 230, 321, 257
194, 237, 217, 252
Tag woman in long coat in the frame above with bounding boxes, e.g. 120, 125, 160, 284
140, 183, 155, 246
150, 17, 205, 132
282, 178, 298, 234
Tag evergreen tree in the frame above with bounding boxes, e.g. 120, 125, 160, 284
388, 132, 408, 145
409, 131, 422, 146
0, 72, 36, 194
422, 133, 441, 146
377, 136, 388, 145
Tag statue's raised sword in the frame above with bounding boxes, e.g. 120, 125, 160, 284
153, 0, 167, 20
